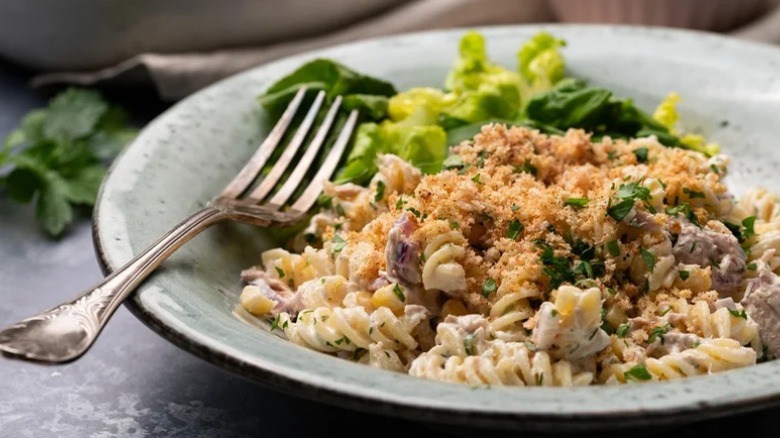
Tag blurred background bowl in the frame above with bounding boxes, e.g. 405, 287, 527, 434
0, 0, 406, 71
549, 0, 778, 32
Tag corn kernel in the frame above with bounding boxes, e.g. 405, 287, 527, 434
240, 285, 276, 315
371, 284, 405, 314
441, 299, 468, 317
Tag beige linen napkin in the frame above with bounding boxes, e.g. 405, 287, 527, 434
32, 0, 554, 101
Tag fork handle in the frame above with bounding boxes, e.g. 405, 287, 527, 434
0, 206, 228, 364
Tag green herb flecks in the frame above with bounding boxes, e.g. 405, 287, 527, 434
665, 202, 700, 227
633, 147, 649, 163
374, 180, 386, 202
606, 240, 620, 257
513, 159, 537, 176
624, 364, 652, 381
565, 197, 589, 208
647, 324, 670, 344
392, 284, 405, 302
332, 235, 347, 253
482, 278, 497, 298
729, 308, 748, 320
507, 219, 524, 240
640, 248, 656, 272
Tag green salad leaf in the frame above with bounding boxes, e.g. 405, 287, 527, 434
441, 31, 524, 128
523, 78, 681, 146
335, 91, 447, 185
258, 59, 396, 121
0, 88, 137, 236
517, 31, 567, 92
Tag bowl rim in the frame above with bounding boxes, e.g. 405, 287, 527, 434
92, 23, 780, 431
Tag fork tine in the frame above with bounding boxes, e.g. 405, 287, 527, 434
245, 90, 326, 203
267, 95, 343, 208
290, 109, 359, 214
220, 87, 307, 199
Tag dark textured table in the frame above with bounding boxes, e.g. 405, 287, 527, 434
0, 61, 777, 438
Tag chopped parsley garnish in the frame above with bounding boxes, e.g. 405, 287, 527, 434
565, 197, 589, 208
682, 187, 705, 199
335, 336, 351, 345
710, 164, 720, 174
607, 287, 618, 295
274, 267, 285, 278
640, 248, 656, 272
747, 262, 757, 271
551, 309, 559, 317
616, 182, 651, 201
270, 314, 281, 331
392, 284, 405, 302
464, 333, 476, 356
665, 202, 700, 227
743, 216, 757, 239
482, 278, 497, 298
679, 270, 690, 280
476, 150, 489, 167
647, 324, 670, 344
600, 308, 614, 335
729, 308, 748, 320
513, 159, 537, 176
395, 197, 406, 210
442, 154, 465, 170
471, 173, 482, 184
331, 235, 347, 253
374, 180, 386, 202
352, 348, 366, 361
511, 203, 521, 212
616, 323, 630, 338
507, 219, 524, 239
723, 220, 744, 243
335, 204, 346, 216
607, 150, 617, 160
633, 147, 649, 163
606, 240, 620, 257
536, 240, 575, 289
659, 307, 672, 316
573, 260, 595, 278
449, 220, 460, 230
607, 199, 635, 222
624, 364, 652, 381
407, 207, 422, 218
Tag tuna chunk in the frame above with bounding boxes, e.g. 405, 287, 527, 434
385, 211, 422, 286
241, 268, 302, 315
672, 219, 746, 296
741, 265, 780, 357
646, 331, 703, 357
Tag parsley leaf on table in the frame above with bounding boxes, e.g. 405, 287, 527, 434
0, 88, 136, 236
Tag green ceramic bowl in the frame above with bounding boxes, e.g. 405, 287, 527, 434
93, 25, 780, 432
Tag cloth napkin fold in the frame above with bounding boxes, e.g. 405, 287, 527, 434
31, 0, 780, 101
31, 0, 554, 101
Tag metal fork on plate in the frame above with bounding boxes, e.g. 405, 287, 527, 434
0, 87, 357, 364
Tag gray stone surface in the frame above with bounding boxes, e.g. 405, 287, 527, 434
0, 61, 777, 438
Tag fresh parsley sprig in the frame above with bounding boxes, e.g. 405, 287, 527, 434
0, 88, 136, 236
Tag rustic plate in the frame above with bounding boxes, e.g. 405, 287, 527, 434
93, 25, 780, 432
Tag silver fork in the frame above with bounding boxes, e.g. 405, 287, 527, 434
0, 87, 358, 364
